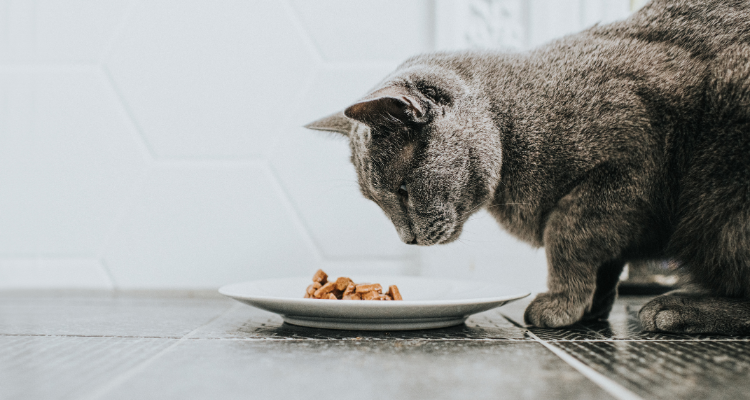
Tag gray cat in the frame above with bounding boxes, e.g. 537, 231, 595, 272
305, 0, 750, 335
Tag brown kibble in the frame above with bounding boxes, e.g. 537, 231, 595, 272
312, 269, 328, 284
314, 282, 336, 299
304, 283, 320, 298
343, 283, 356, 296
356, 283, 382, 294
304, 271, 402, 301
361, 291, 380, 300
305, 282, 321, 297
342, 293, 362, 300
335, 277, 353, 291
387, 285, 402, 301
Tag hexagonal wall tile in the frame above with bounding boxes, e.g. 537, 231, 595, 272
271, 66, 414, 259
36, 0, 132, 62
0, 0, 131, 63
0, 70, 148, 256
290, 0, 434, 62
0, 258, 112, 289
528, 0, 586, 48
102, 164, 318, 288
105, 0, 317, 159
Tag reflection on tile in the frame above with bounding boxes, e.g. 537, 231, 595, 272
0, 292, 232, 338
192, 305, 529, 340
555, 341, 750, 400
527, 325, 608, 341
0, 335, 174, 400
497, 295, 531, 323
104, 340, 614, 400
500, 297, 609, 341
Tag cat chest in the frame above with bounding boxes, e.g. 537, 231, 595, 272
487, 201, 546, 247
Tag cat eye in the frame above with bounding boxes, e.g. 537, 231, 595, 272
420, 86, 449, 105
423, 87, 437, 100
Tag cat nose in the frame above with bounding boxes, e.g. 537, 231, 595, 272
407, 238, 418, 245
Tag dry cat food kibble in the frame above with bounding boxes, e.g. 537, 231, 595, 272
303, 269, 402, 301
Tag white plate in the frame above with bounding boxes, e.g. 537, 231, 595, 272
219, 276, 530, 331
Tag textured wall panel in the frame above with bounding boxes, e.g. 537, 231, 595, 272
271, 66, 415, 260
0, 70, 148, 257
102, 164, 319, 288
0, 258, 112, 289
106, 0, 317, 158
34, 0, 132, 62
0, 0, 632, 289
290, 0, 434, 62
0, 0, 130, 62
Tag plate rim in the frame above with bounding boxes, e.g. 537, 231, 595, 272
218, 276, 531, 307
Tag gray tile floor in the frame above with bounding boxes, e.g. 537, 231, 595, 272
1, 291, 749, 400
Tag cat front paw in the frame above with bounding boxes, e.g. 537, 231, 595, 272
639, 294, 699, 333
524, 292, 588, 328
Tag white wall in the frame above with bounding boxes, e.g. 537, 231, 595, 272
0, 0, 632, 291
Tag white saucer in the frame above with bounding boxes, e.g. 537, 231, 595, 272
219, 276, 530, 331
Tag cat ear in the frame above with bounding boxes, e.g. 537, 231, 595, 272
344, 86, 425, 127
304, 111, 355, 136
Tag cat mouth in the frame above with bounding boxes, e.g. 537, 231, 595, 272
437, 224, 463, 245
396, 225, 418, 245
413, 221, 462, 246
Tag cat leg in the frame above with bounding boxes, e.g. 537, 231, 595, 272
524, 253, 626, 328
640, 291, 750, 335
582, 260, 626, 321
524, 164, 648, 328
646, 115, 750, 334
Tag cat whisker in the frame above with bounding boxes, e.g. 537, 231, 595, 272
486, 202, 531, 208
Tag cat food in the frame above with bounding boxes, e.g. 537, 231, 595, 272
303, 269, 402, 300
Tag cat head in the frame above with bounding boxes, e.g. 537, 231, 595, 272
306, 58, 502, 245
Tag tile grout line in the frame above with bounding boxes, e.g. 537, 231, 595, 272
525, 330, 645, 400
98, 64, 158, 159
79, 304, 238, 400
500, 313, 644, 400
1, 331, 744, 342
